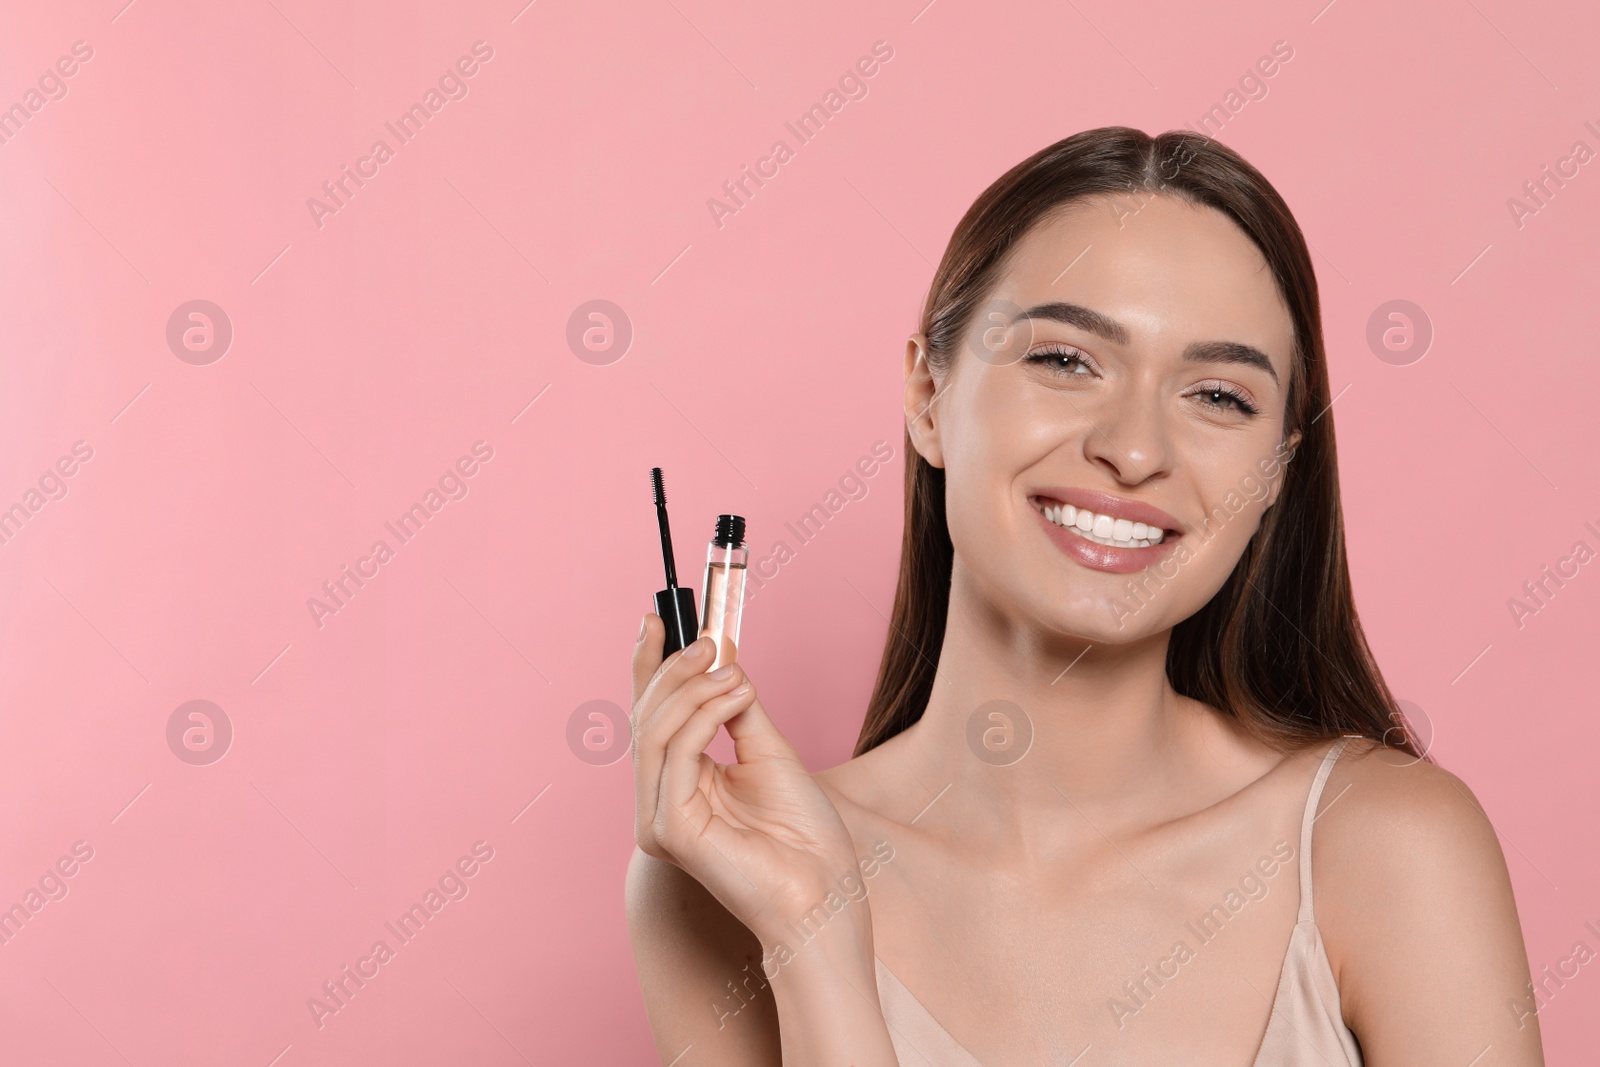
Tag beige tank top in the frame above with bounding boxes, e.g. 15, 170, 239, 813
873, 737, 1364, 1066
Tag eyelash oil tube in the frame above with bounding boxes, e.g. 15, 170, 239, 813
650, 468, 699, 657
699, 515, 747, 671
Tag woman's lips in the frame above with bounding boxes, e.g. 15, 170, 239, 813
1029, 497, 1182, 574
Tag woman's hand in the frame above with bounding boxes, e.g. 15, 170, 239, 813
630, 615, 866, 950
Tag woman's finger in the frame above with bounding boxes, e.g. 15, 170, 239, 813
632, 634, 716, 733
721, 691, 800, 765
654, 681, 759, 855
635, 661, 748, 767
632, 615, 703, 710
634, 661, 750, 845
630, 612, 663, 707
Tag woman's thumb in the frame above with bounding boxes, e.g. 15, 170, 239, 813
723, 689, 799, 763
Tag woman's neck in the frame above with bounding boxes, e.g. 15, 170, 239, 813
894, 562, 1278, 853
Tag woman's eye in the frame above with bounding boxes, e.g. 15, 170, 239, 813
1023, 348, 1094, 375
1191, 385, 1260, 416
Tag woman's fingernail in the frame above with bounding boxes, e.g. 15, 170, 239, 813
638, 615, 648, 640
730, 682, 752, 696
710, 663, 737, 681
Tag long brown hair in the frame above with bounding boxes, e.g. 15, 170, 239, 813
854, 126, 1422, 759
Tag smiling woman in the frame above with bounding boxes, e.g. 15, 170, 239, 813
862, 134, 1368, 756
625, 127, 1547, 1067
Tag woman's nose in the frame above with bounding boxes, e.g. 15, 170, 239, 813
1081, 388, 1172, 484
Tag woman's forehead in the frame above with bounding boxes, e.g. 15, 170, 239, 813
991, 195, 1295, 360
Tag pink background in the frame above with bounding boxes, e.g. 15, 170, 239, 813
1, 0, 1596, 1062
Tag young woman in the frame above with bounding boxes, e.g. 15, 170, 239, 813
625, 127, 1545, 1066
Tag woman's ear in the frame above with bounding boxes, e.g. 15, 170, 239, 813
1265, 429, 1302, 508
903, 334, 946, 469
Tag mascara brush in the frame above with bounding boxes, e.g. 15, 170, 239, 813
650, 467, 700, 656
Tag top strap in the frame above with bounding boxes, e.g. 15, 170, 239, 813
1296, 737, 1353, 922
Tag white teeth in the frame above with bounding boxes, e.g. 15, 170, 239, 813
1036, 500, 1166, 548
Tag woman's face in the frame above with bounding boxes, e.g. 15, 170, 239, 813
905, 193, 1301, 645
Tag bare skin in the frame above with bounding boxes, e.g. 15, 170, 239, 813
626, 194, 1544, 1066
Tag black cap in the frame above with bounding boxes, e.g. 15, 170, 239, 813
713, 514, 746, 547
654, 586, 699, 656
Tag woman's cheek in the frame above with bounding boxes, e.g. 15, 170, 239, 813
1182, 494, 1268, 588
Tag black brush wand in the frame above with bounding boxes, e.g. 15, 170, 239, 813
650, 468, 700, 656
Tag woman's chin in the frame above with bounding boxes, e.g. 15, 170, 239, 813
1030, 599, 1163, 647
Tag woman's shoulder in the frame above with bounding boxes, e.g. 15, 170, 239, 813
1313, 736, 1507, 906
1311, 737, 1527, 1027
1314, 736, 1501, 863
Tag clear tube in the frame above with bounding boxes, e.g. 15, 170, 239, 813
700, 541, 748, 671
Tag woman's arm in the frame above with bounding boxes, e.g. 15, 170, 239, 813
626, 846, 899, 1066
626, 846, 780, 1064
1318, 744, 1546, 1065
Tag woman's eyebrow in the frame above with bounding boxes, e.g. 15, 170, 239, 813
1014, 302, 1279, 384
1181, 339, 1279, 384
1015, 301, 1129, 344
